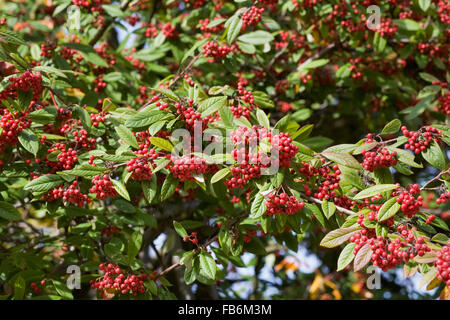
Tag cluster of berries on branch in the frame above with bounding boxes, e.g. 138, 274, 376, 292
361, 134, 398, 171
90, 264, 147, 299
436, 241, 450, 287
265, 191, 305, 215
402, 126, 442, 154
90, 174, 118, 200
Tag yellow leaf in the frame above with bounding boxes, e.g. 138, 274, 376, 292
309, 272, 324, 299
66, 88, 85, 98
440, 286, 450, 300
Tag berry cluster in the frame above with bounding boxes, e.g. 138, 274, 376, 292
402, 126, 442, 154
202, 41, 231, 61
226, 163, 262, 190
73, 129, 96, 150
350, 226, 430, 272
271, 132, 298, 167
375, 18, 398, 38
0, 109, 31, 152
42, 181, 91, 207
30, 280, 46, 295
425, 214, 436, 224
90, 264, 147, 299
438, 93, 450, 115
265, 192, 305, 215
182, 232, 198, 245
395, 184, 423, 218
299, 162, 342, 201
90, 113, 106, 127
436, 191, 450, 205
242, 6, 264, 29
94, 76, 107, 92
46, 143, 78, 172
436, 241, 450, 288
174, 101, 205, 129
237, 75, 255, 106
126, 157, 154, 181
0, 71, 43, 102
90, 174, 118, 200
101, 224, 121, 236
199, 18, 224, 33
169, 155, 211, 181
361, 136, 398, 172
161, 22, 178, 38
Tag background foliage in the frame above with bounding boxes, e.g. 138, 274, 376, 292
0, 0, 449, 300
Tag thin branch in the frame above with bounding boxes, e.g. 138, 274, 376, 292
301, 193, 355, 215
137, 52, 203, 112
421, 169, 450, 190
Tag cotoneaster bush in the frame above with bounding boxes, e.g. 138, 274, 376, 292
0, 0, 449, 300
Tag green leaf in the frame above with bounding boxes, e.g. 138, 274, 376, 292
322, 151, 362, 170
0, 202, 21, 221
211, 168, 231, 184
59, 164, 108, 179
160, 175, 178, 201
18, 129, 39, 156
125, 110, 170, 128
418, 0, 431, 12
353, 243, 373, 271
52, 280, 74, 300
256, 109, 270, 128
321, 199, 336, 219
237, 31, 274, 45
13, 276, 25, 300
337, 242, 356, 271
151, 87, 179, 101
102, 4, 124, 17
142, 178, 157, 204
377, 197, 400, 221
218, 106, 235, 129
419, 267, 437, 289
253, 91, 275, 108
73, 106, 92, 130
381, 119, 401, 135
304, 203, 326, 228
115, 125, 138, 148
394, 19, 421, 31
184, 262, 197, 285
226, 15, 243, 44
199, 251, 216, 280
431, 233, 449, 245
0, 30, 26, 45
27, 108, 56, 124
24, 174, 63, 192
353, 184, 398, 200
198, 96, 227, 117
150, 137, 173, 152
422, 140, 446, 171
373, 32, 387, 53
250, 192, 267, 219
320, 226, 360, 248
111, 179, 130, 201
299, 59, 329, 71
127, 231, 143, 264
419, 72, 439, 83
173, 221, 188, 238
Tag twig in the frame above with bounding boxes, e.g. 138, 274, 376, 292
301, 193, 355, 215
137, 52, 203, 112
420, 169, 450, 190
